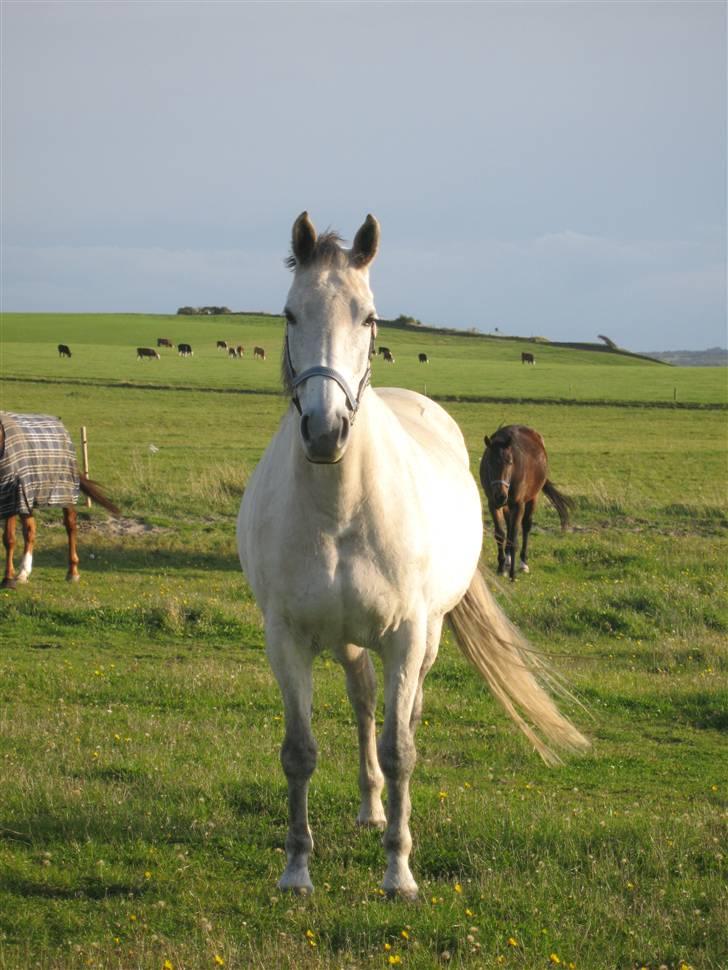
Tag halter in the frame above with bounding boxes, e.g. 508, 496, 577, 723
489, 479, 511, 489
285, 325, 377, 424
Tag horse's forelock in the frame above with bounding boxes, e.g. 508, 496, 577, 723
286, 230, 348, 272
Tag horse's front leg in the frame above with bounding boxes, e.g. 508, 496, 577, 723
2, 515, 17, 589
489, 504, 507, 575
379, 617, 428, 899
16, 514, 36, 583
506, 504, 524, 581
338, 643, 386, 829
519, 498, 536, 573
63, 506, 80, 582
266, 625, 317, 894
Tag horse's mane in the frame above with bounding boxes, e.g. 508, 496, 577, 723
285, 230, 348, 271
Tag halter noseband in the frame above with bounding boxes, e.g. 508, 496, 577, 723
489, 479, 511, 489
285, 326, 376, 424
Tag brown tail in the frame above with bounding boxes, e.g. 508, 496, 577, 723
448, 569, 590, 765
80, 475, 120, 515
542, 480, 574, 530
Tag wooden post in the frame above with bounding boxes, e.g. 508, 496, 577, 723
81, 426, 92, 507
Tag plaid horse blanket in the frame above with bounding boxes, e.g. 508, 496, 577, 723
0, 412, 80, 517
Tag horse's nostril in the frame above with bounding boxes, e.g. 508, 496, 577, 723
338, 416, 350, 447
300, 414, 311, 444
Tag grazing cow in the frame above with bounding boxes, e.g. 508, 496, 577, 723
217, 340, 228, 351
382, 349, 395, 363
418, 353, 429, 364
377, 346, 391, 357
480, 425, 573, 581
236, 345, 245, 358
178, 343, 193, 357
157, 338, 174, 348
57, 344, 72, 358
254, 346, 266, 360
228, 346, 239, 358
1, 412, 119, 587
521, 352, 535, 365
137, 347, 160, 360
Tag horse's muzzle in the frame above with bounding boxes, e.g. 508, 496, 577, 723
491, 491, 509, 509
300, 412, 351, 464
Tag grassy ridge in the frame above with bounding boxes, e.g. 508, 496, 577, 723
0, 314, 727, 969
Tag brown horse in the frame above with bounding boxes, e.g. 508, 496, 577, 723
479, 425, 573, 580
1, 413, 119, 588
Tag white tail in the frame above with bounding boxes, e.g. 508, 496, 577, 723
448, 569, 590, 765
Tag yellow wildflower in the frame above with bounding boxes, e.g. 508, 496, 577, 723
214, 957, 224, 967
454, 883, 462, 893
388, 957, 402, 966
508, 937, 518, 947
550, 955, 561, 965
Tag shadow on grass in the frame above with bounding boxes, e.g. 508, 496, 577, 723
0, 872, 145, 901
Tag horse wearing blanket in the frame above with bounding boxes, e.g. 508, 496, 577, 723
237, 213, 589, 899
0, 412, 118, 588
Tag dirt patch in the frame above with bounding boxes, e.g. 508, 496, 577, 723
77, 516, 170, 537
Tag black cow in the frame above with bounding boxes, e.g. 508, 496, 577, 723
418, 353, 429, 364
521, 352, 535, 365
178, 343, 193, 357
157, 338, 174, 348
137, 347, 160, 360
57, 344, 72, 358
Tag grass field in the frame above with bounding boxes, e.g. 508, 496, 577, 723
1, 313, 726, 970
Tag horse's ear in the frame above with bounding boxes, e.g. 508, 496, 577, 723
484, 435, 491, 447
351, 214, 380, 268
291, 211, 317, 266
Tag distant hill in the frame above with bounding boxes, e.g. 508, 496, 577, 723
643, 348, 727, 367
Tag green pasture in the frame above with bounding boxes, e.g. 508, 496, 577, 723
2, 313, 726, 405
0, 314, 726, 970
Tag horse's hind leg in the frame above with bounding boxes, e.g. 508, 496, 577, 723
338, 643, 386, 829
63, 506, 80, 582
267, 625, 317, 894
379, 616, 428, 900
2, 516, 17, 589
16, 514, 36, 583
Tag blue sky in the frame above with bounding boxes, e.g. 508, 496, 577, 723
2, 1, 725, 350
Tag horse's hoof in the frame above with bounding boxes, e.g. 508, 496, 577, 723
519, 562, 530, 574
16, 573, 29, 584
66, 573, 80, 583
1, 578, 17, 590
357, 817, 387, 831
383, 887, 419, 903
278, 867, 314, 895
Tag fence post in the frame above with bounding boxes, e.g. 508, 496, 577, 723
81, 426, 92, 507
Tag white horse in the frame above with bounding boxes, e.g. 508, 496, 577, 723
237, 213, 588, 899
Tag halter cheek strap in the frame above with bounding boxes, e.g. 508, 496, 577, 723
286, 325, 376, 424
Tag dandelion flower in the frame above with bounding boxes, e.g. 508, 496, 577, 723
508, 937, 519, 947
549, 954, 561, 965
401, 930, 409, 940
388, 957, 401, 966
454, 883, 462, 894
214, 957, 224, 967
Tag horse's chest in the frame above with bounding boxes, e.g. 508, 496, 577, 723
276, 526, 419, 645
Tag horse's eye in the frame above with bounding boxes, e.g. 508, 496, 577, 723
363, 313, 376, 327
284, 308, 297, 325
